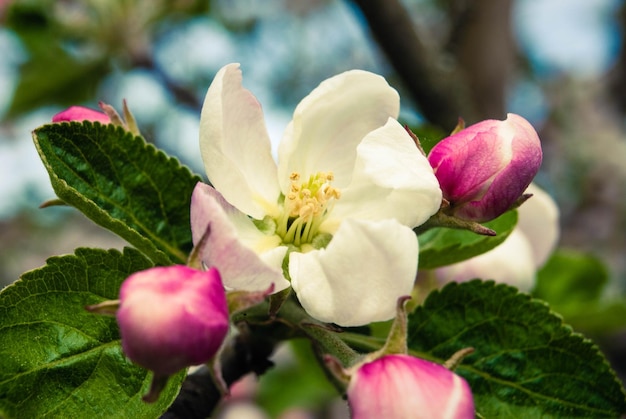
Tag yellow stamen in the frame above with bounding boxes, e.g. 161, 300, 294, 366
275, 170, 341, 247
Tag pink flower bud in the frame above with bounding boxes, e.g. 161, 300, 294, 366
347, 354, 474, 419
52, 106, 111, 123
428, 113, 542, 222
116, 266, 229, 376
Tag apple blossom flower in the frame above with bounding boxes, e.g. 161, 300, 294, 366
52, 106, 111, 123
428, 113, 542, 222
435, 183, 560, 291
191, 63, 442, 327
116, 266, 229, 376
347, 354, 475, 419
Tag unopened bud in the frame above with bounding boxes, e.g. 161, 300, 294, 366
428, 113, 542, 222
347, 354, 475, 419
52, 106, 111, 124
116, 266, 229, 377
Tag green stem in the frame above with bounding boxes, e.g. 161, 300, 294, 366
232, 296, 362, 367
338, 332, 385, 353
299, 322, 361, 367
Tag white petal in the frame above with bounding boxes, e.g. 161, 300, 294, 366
200, 63, 280, 219
518, 183, 560, 267
435, 229, 536, 292
289, 218, 417, 326
190, 183, 290, 292
277, 70, 400, 192
326, 118, 442, 231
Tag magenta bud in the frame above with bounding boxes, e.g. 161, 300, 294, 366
428, 113, 542, 222
347, 354, 475, 419
116, 266, 229, 376
52, 106, 111, 124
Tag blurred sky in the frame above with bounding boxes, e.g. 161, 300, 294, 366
0, 0, 623, 220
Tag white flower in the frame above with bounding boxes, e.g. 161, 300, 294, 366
191, 63, 442, 326
435, 183, 560, 291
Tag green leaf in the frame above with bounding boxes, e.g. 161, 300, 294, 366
564, 301, 626, 336
534, 249, 626, 335
0, 248, 184, 418
4, 2, 110, 118
256, 339, 339, 417
33, 122, 203, 265
9, 51, 109, 119
534, 249, 608, 314
418, 210, 517, 269
408, 280, 626, 417
405, 123, 447, 155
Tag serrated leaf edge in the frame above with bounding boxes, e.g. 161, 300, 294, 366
33, 122, 202, 265
409, 281, 626, 416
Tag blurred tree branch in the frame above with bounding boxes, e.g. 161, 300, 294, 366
161, 328, 276, 418
352, 0, 515, 127
609, 1, 626, 114
132, 54, 203, 110
352, 0, 475, 129
445, 0, 514, 120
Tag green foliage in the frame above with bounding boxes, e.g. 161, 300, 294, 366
33, 122, 202, 265
0, 248, 184, 418
406, 123, 447, 155
418, 210, 517, 269
255, 339, 339, 417
4, 1, 110, 117
4, 0, 210, 119
534, 249, 626, 335
570, 301, 626, 336
534, 249, 608, 313
408, 280, 626, 418
9, 47, 109, 118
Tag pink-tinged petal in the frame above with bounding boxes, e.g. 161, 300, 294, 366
190, 182, 290, 292
200, 63, 280, 219
460, 116, 542, 221
428, 113, 542, 222
517, 183, 560, 268
117, 266, 228, 376
289, 218, 417, 326
277, 70, 400, 192
348, 354, 475, 419
435, 229, 536, 291
52, 106, 111, 123
327, 118, 441, 231
429, 123, 509, 204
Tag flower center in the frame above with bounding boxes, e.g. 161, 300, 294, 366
275, 171, 341, 247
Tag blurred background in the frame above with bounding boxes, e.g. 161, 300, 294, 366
0, 0, 625, 416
